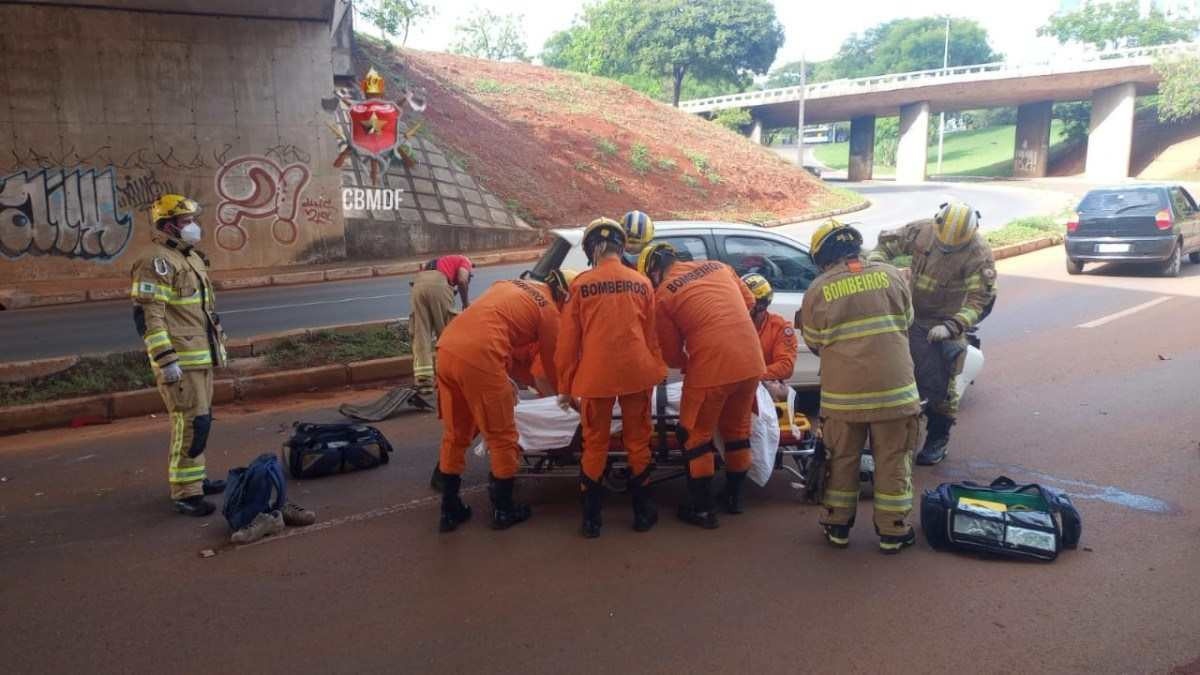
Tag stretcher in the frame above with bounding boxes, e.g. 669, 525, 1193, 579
474, 382, 828, 496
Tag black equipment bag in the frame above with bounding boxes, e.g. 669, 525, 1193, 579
921, 476, 1082, 561
284, 422, 394, 479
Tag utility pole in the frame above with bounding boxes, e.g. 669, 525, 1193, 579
936, 16, 950, 175
797, 52, 807, 168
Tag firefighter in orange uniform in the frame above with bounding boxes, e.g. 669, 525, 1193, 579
638, 243, 766, 527
556, 219, 666, 538
435, 270, 570, 533
742, 273, 798, 400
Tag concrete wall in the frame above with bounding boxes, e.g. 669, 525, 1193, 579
896, 101, 930, 183
1086, 83, 1137, 182
1013, 101, 1054, 178
0, 3, 344, 283
848, 115, 875, 182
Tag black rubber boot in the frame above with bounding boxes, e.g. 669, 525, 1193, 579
916, 412, 953, 466
430, 463, 446, 492
488, 474, 532, 530
580, 478, 603, 539
879, 527, 917, 555
173, 496, 215, 517
438, 473, 472, 533
677, 476, 719, 530
202, 478, 226, 496
719, 471, 748, 515
822, 523, 851, 548
629, 469, 658, 533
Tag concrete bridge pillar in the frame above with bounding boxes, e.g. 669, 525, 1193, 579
1086, 83, 1136, 181
896, 101, 930, 183
1013, 101, 1054, 178
848, 115, 876, 182
749, 118, 764, 145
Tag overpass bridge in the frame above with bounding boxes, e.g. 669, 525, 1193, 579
680, 43, 1200, 182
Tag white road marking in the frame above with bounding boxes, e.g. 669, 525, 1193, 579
1077, 296, 1173, 329
233, 485, 487, 550
220, 292, 410, 315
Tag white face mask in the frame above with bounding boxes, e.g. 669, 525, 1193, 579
179, 223, 203, 244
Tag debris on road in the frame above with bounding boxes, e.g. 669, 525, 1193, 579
199, 549, 217, 559
1157, 354, 1171, 361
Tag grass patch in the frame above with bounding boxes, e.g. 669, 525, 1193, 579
595, 138, 618, 158
704, 171, 722, 185
505, 198, 535, 223
445, 149, 470, 171
630, 143, 651, 175
474, 79, 507, 94
573, 160, 593, 172
985, 215, 1063, 247
811, 120, 1069, 177
0, 352, 155, 407
603, 177, 621, 193
747, 211, 777, 223
656, 157, 677, 171
685, 150, 710, 173
682, 174, 701, 189
265, 326, 411, 370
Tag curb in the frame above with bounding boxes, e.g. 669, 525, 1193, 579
991, 235, 1064, 261
1, 248, 546, 310
0, 356, 414, 435
760, 198, 872, 229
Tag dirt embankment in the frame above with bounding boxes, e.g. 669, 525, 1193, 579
357, 41, 856, 227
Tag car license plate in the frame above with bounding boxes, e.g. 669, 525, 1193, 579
1096, 243, 1131, 253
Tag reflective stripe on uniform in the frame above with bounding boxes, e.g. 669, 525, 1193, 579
913, 274, 938, 292
963, 273, 984, 291
168, 412, 205, 484
823, 488, 859, 508
874, 490, 914, 512
954, 307, 980, 327
143, 330, 171, 350
802, 312, 911, 347
821, 382, 920, 412
167, 293, 202, 306
131, 280, 171, 302
175, 349, 213, 367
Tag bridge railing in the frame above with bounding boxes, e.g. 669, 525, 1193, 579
679, 42, 1200, 112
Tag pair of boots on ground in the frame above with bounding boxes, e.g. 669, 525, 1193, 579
230, 502, 317, 544
437, 468, 749, 537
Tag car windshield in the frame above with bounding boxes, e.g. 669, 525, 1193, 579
1077, 189, 1166, 216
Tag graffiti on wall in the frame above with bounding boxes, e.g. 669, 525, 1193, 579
214, 156, 311, 252
116, 171, 177, 212
302, 195, 335, 226
0, 167, 134, 261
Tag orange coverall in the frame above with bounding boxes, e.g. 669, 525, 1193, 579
655, 261, 766, 477
555, 257, 667, 483
757, 311, 799, 381
436, 280, 560, 479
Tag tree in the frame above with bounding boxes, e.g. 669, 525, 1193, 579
1156, 54, 1200, 121
356, 0, 434, 46
712, 107, 752, 131
451, 9, 529, 61
824, 17, 998, 80
542, 0, 784, 107
762, 60, 839, 88
1038, 0, 1198, 51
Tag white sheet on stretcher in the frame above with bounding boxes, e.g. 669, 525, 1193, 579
476, 383, 799, 487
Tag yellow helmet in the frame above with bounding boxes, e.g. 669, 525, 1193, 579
582, 217, 626, 264
150, 194, 201, 226
636, 241, 676, 281
620, 210, 654, 253
934, 201, 980, 250
741, 273, 773, 309
544, 267, 578, 305
810, 218, 863, 267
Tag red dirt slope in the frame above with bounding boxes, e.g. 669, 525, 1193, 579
357, 41, 855, 227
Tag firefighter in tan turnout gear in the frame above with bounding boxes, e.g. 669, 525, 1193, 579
868, 202, 997, 465
800, 220, 922, 553
130, 195, 229, 517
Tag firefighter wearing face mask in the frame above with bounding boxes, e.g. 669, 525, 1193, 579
619, 210, 655, 268
130, 195, 228, 517
868, 202, 997, 466
741, 273, 798, 401
556, 218, 666, 539
801, 220, 921, 554
640, 242, 765, 528
435, 270, 569, 534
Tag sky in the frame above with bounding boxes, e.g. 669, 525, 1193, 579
387, 0, 1071, 69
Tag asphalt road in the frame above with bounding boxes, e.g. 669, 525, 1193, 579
1, 248, 1198, 673
0, 182, 1062, 362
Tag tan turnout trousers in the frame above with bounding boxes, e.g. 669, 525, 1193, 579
409, 270, 456, 392
158, 369, 214, 499
820, 415, 920, 537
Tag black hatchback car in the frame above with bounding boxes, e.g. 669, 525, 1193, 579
1065, 184, 1200, 277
